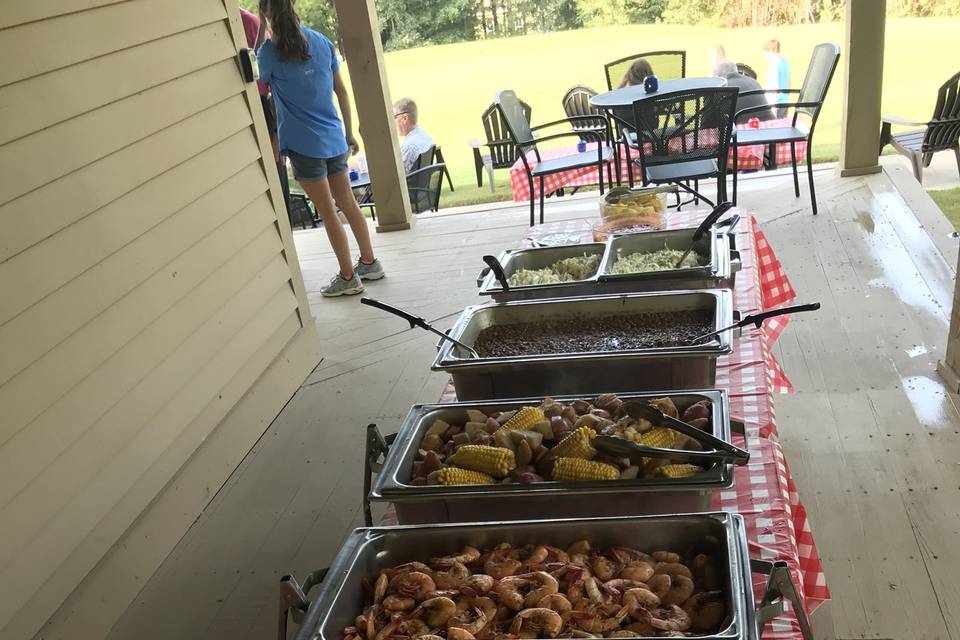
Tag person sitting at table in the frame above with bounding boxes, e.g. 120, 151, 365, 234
713, 59, 775, 125
393, 98, 434, 173
618, 58, 655, 89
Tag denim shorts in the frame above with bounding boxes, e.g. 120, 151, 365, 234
286, 150, 349, 181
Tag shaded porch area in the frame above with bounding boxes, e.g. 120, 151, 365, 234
104, 165, 960, 640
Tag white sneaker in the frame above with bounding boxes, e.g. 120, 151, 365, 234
321, 272, 365, 297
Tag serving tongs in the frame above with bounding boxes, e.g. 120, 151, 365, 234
693, 302, 822, 344
360, 298, 480, 358
674, 201, 733, 268
593, 400, 749, 468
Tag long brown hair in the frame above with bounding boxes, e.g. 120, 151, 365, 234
263, 0, 309, 62
619, 59, 655, 89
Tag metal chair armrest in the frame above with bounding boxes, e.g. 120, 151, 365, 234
530, 115, 604, 132
736, 88, 802, 98
881, 114, 929, 127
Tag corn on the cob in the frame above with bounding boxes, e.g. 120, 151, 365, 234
450, 445, 516, 477
553, 457, 620, 481
653, 464, 703, 478
497, 406, 546, 433
638, 427, 677, 450
428, 467, 496, 485
547, 426, 597, 460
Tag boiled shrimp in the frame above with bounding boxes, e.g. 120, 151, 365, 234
374, 614, 404, 640
567, 540, 591, 555
650, 551, 680, 564
590, 556, 619, 582
399, 619, 431, 639
524, 545, 550, 568
682, 590, 726, 632
637, 605, 691, 633
609, 547, 652, 565
568, 610, 621, 634
485, 549, 523, 580
660, 575, 694, 606
382, 595, 416, 612
375, 573, 389, 604
537, 593, 573, 614
645, 574, 671, 599
494, 576, 529, 610
435, 561, 471, 590
510, 608, 563, 638
410, 596, 457, 628
460, 574, 496, 596
618, 587, 661, 621
602, 579, 648, 595
433, 546, 481, 567
392, 572, 437, 600
446, 628, 476, 640
520, 572, 560, 607
618, 559, 655, 583
449, 596, 497, 635
653, 563, 692, 580
583, 577, 607, 605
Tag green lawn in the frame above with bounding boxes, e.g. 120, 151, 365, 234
339, 17, 960, 208
930, 188, 960, 230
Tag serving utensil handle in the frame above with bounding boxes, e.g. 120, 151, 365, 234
738, 302, 821, 329
361, 297, 424, 329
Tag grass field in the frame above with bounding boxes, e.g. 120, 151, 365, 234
339, 17, 960, 207
930, 187, 960, 230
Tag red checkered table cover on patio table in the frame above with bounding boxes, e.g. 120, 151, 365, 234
509, 119, 807, 202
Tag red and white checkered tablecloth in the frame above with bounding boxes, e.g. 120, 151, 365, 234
509, 118, 808, 202
509, 143, 624, 203
732, 118, 809, 171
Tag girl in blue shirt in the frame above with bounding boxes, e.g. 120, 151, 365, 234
256, 0, 384, 296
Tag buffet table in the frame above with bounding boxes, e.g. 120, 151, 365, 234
429, 210, 829, 635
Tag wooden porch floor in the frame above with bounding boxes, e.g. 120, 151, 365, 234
104, 164, 960, 640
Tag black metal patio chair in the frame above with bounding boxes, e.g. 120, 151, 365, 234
407, 163, 445, 214
413, 144, 455, 192
737, 62, 758, 80
630, 86, 739, 206
496, 89, 613, 226
603, 50, 686, 91
470, 100, 532, 190
730, 42, 841, 215
880, 70, 960, 183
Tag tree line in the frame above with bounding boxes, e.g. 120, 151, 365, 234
239, 0, 960, 52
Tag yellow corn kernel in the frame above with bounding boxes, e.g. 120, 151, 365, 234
428, 467, 496, 485
498, 406, 546, 433
450, 445, 516, 477
653, 464, 703, 478
638, 427, 676, 450
553, 457, 620, 481
548, 426, 597, 460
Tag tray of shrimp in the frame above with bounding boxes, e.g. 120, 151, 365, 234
367, 390, 745, 525
288, 513, 812, 640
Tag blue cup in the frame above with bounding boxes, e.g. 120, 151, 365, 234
577, 140, 587, 153
643, 74, 659, 93
349, 168, 360, 181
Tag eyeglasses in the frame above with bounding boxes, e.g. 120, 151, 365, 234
393, 112, 408, 119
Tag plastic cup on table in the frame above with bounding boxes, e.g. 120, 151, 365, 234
748, 117, 761, 129
643, 74, 659, 93
349, 168, 360, 182
577, 140, 587, 153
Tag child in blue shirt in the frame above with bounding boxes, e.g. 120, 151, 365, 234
763, 39, 791, 119
256, 0, 385, 296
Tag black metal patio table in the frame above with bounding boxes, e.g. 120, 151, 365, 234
590, 77, 726, 109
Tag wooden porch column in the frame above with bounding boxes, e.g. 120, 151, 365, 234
334, 0, 413, 232
838, 0, 885, 177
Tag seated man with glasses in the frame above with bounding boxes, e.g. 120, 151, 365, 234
393, 97, 434, 173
